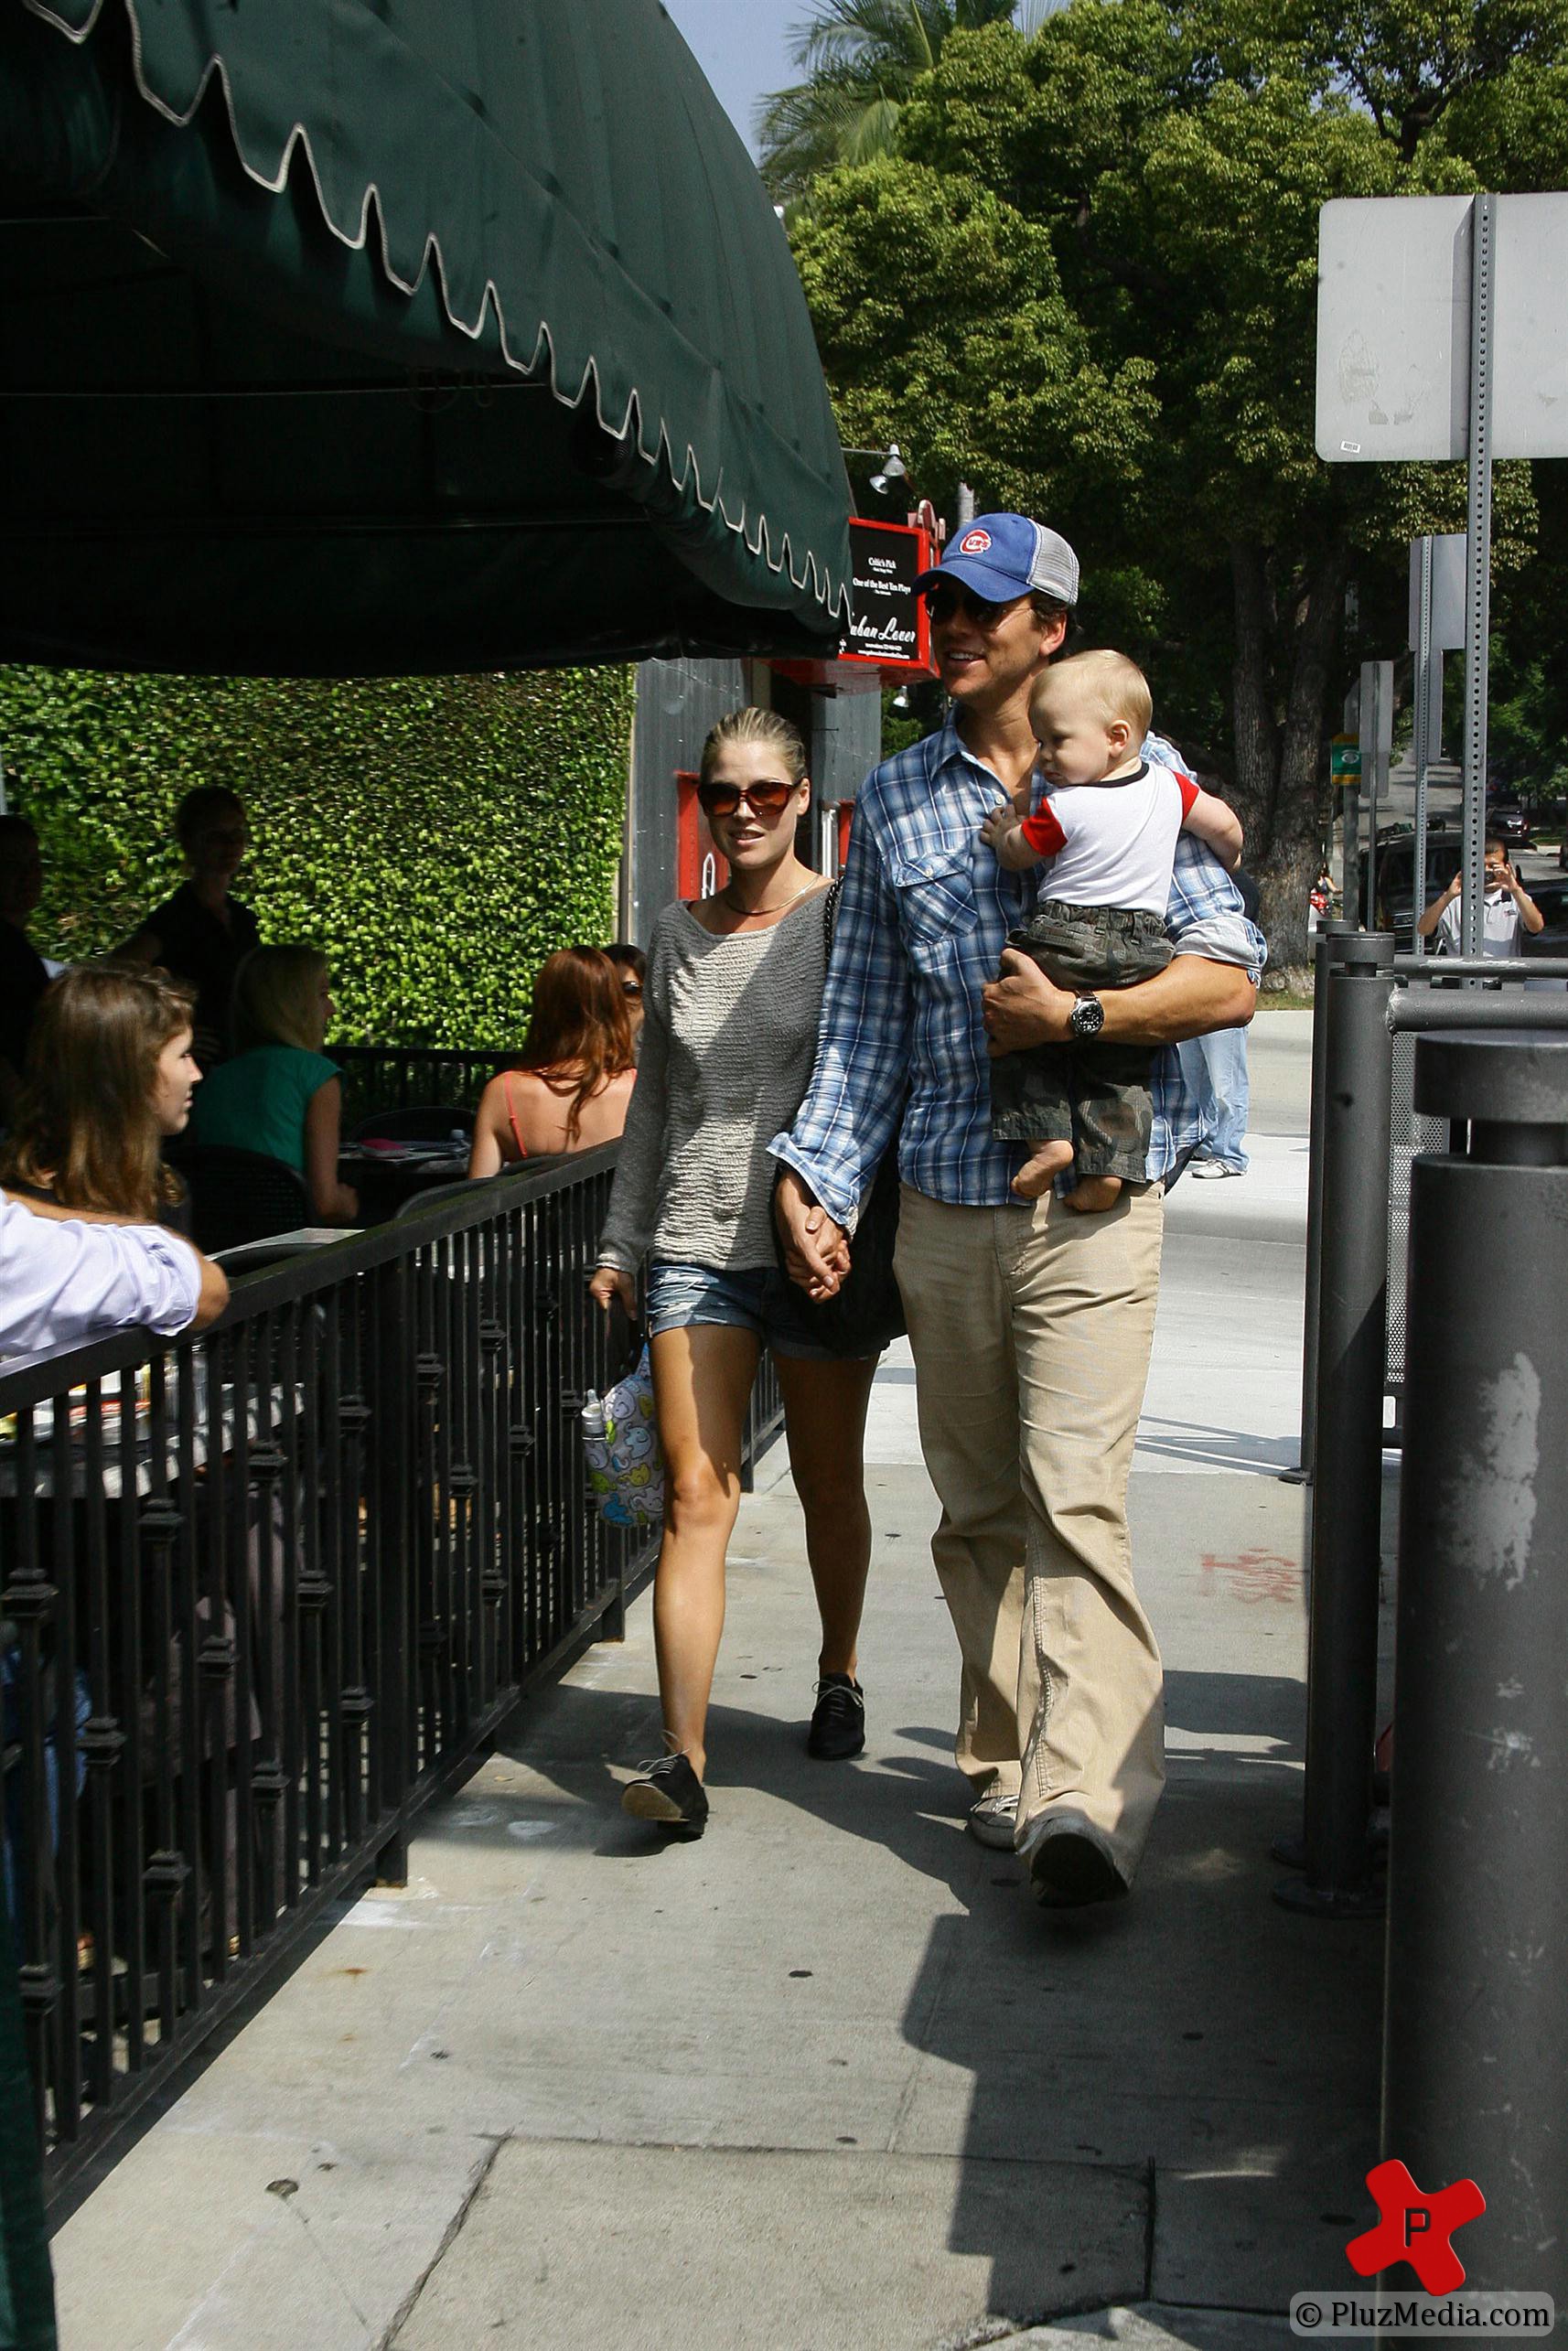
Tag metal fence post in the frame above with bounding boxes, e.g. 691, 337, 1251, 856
1380, 1030, 1568, 2320
1277, 930, 1395, 1916
1294, 920, 1357, 1481
371, 1256, 413, 1887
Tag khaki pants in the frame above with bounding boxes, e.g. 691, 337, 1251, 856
893, 1181, 1165, 1884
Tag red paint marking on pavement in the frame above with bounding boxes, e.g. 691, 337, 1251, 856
1197, 1549, 1300, 1604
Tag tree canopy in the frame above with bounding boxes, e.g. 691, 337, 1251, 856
788, 0, 1568, 961
758, 0, 1026, 201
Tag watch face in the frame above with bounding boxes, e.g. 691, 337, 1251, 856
1071, 994, 1104, 1038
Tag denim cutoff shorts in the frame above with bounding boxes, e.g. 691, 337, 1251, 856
645, 1261, 862, 1362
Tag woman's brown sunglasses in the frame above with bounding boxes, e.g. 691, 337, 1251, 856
696, 779, 797, 819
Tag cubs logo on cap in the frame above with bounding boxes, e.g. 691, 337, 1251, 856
912, 511, 1079, 608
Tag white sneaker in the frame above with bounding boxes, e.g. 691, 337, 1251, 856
966, 1790, 1019, 1850
1190, 1160, 1244, 1179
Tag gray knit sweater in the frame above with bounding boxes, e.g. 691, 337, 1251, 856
596, 892, 830, 1273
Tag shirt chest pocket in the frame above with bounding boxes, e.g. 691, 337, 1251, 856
886, 840, 980, 961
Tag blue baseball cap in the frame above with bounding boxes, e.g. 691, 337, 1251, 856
913, 511, 1079, 607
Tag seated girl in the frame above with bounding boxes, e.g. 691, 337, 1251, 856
188, 945, 359, 1224
468, 947, 636, 1177
0, 962, 200, 1230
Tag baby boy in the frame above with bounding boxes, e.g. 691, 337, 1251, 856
980, 649, 1242, 1210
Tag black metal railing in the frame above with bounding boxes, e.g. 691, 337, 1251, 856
328, 1046, 521, 1126
0, 1147, 784, 2201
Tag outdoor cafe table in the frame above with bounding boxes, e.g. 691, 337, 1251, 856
338, 1141, 470, 1223
0, 1357, 302, 1501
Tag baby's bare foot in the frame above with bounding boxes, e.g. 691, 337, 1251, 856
1063, 1175, 1122, 1214
1011, 1141, 1074, 1200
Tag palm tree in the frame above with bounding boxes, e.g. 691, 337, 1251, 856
757, 0, 1026, 204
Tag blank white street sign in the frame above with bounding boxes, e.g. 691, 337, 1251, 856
1317, 193, 1568, 461
1408, 533, 1466, 651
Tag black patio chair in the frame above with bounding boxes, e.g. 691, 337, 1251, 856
349, 1104, 476, 1144
172, 1144, 313, 1255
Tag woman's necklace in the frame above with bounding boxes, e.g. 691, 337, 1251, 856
720, 873, 813, 920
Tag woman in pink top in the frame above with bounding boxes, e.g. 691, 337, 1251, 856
467, 948, 636, 1176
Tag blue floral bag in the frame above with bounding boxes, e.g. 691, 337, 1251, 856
581, 1344, 663, 1528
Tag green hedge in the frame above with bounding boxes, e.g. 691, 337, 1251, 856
0, 665, 634, 1048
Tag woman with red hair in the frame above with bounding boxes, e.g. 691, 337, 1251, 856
467, 947, 636, 1176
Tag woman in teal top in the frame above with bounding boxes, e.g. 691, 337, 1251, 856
190, 944, 360, 1223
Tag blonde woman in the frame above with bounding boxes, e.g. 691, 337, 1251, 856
589, 708, 880, 1840
188, 945, 359, 1223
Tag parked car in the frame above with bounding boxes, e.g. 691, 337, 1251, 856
1376, 824, 1464, 949
1523, 875, 1568, 957
1486, 796, 1532, 851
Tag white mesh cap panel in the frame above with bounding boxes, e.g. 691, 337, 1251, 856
1027, 523, 1079, 606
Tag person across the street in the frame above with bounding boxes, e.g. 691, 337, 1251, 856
1187, 862, 1260, 1180
1417, 835, 1544, 958
773, 511, 1264, 1909
979, 649, 1242, 1208
589, 709, 881, 1841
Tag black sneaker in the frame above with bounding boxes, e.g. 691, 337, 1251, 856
622, 1752, 708, 1839
807, 1674, 865, 1760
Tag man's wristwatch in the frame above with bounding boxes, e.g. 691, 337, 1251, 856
1069, 993, 1105, 1041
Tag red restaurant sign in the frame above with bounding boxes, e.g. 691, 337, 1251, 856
839, 517, 933, 673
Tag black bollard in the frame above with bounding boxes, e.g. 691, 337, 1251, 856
1381, 1029, 1568, 2314
1294, 921, 1359, 1482
1277, 930, 1395, 1915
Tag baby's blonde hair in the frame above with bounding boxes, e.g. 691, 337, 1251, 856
1031, 649, 1153, 743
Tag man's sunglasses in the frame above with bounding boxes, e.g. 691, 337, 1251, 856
696, 779, 797, 819
921, 583, 1026, 630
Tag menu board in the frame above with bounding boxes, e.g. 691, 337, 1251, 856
842, 519, 931, 671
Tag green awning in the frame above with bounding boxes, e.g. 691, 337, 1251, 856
0, 0, 853, 673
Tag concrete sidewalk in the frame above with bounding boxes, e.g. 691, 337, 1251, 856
55, 1012, 1387, 2350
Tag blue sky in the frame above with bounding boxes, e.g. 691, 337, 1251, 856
660, 0, 798, 160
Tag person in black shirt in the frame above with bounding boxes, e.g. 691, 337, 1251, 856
0, 814, 50, 1117
120, 785, 260, 1066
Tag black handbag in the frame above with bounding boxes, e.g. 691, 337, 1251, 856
772, 882, 907, 1358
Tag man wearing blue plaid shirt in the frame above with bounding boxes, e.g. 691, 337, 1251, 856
773, 512, 1264, 1909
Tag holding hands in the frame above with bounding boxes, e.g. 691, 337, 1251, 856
773, 1166, 852, 1300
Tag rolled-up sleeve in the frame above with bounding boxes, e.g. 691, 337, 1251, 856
770, 803, 912, 1231
0, 1196, 201, 1361
1166, 837, 1267, 982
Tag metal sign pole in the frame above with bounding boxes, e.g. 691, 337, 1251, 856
1412, 536, 1434, 960
1461, 195, 1497, 961
1365, 674, 1380, 929
1358, 660, 1391, 930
